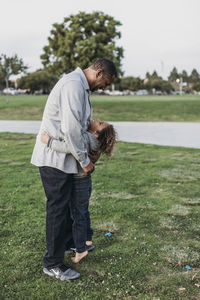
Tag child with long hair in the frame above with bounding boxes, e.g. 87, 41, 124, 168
41, 119, 117, 263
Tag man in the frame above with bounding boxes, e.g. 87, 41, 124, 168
31, 58, 117, 282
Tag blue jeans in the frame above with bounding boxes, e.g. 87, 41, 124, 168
71, 176, 93, 253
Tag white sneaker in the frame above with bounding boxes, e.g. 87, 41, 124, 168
43, 264, 80, 282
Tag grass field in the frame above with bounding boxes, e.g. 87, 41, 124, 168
0, 94, 200, 121
0, 133, 200, 299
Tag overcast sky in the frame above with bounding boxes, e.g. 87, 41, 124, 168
0, 0, 199, 79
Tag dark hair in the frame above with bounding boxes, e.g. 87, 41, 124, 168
91, 58, 117, 78
97, 124, 117, 157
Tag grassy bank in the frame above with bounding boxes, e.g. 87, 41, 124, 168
0, 133, 199, 299
0, 94, 200, 121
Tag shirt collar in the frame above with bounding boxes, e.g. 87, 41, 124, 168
75, 67, 90, 91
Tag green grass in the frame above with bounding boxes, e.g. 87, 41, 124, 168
1, 94, 200, 121
0, 133, 200, 299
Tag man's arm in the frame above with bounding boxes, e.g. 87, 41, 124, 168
41, 130, 97, 176
41, 131, 86, 154
59, 81, 94, 174
88, 150, 101, 164
42, 132, 100, 165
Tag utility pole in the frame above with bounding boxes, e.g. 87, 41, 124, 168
180, 77, 183, 95
176, 77, 183, 95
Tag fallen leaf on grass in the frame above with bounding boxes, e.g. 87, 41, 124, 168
179, 287, 186, 291
127, 152, 140, 155
192, 273, 198, 281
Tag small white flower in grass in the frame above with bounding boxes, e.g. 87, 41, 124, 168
131, 285, 135, 289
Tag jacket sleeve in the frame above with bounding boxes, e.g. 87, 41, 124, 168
58, 80, 90, 168
48, 132, 89, 154
48, 137, 71, 153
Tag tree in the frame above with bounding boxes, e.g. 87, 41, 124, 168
144, 79, 173, 94
145, 71, 162, 81
151, 71, 162, 80
145, 72, 151, 79
0, 69, 5, 90
189, 68, 200, 84
41, 11, 124, 76
193, 81, 200, 92
0, 54, 28, 90
168, 67, 179, 82
180, 70, 189, 82
119, 76, 143, 91
18, 69, 59, 94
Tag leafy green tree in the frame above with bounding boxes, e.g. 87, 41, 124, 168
193, 81, 200, 92
0, 54, 27, 90
145, 71, 162, 80
41, 11, 124, 76
0, 69, 5, 90
151, 71, 162, 80
145, 79, 173, 94
145, 72, 151, 79
119, 76, 143, 91
168, 67, 179, 82
189, 68, 200, 84
180, 70, 189, 82
18, 69, 59, 94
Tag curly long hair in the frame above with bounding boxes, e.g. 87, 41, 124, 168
97, 124, 117, 157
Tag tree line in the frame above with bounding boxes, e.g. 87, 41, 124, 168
0, 11, 200, 94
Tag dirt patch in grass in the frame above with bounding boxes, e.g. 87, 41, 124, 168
0, 106, 43, 120
9, 162, 26, 166
142, 158, 157, 163
101, 191, 135, 200
3, 135, 34, 140
160, 217, 178, 230
127, 151, 141, 156
162, 245, 200, 266
0, 159, 12, 164
159, 165, 200, 183
182, 198, 200, 207
95, 220, 120, 232
167, 205, 190, 216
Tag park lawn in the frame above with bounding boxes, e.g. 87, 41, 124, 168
0, 133, 200, 300
0, 94, 200, 121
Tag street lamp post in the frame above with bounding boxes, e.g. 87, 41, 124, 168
176, 77, 183, 95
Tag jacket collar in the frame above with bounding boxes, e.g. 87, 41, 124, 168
75, 67, 90, 91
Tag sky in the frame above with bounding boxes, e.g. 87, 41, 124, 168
0, 0, 199, 79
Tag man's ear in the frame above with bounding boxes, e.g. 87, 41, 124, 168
96, 69, 103, 79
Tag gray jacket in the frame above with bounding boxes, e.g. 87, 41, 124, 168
31, 67, 92, 174
48, 131, 99, 176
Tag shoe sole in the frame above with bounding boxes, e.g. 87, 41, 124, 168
43, 268, 80, 282
65, 246, 95, 254
87, 245, 95, 252
64, 249, 74, 254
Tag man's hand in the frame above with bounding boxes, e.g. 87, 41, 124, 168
41, 131, 50, 144
88, 150, 101, 164
82, 161, 95, 176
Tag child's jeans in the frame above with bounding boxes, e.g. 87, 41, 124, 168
71, 175, 93, 253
